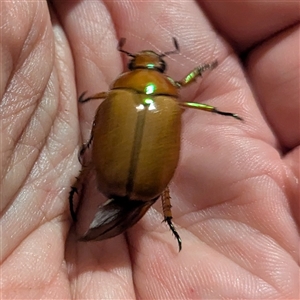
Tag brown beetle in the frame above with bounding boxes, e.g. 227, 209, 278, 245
69, 38, 242, 251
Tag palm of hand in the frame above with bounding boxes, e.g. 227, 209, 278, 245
1, 2, 298, 299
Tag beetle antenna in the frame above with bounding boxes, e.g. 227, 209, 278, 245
160, 37, 180, 57
117, 38, 135, 57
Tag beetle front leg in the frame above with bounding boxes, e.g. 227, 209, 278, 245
179, 102, 243, 121
79, 91, 108, 103
161, 187, 182, 251
175, 60, 218, 88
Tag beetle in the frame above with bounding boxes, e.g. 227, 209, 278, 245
69, 38, 242, 251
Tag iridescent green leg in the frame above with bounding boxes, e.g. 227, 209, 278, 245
175, 60, 218, 88
179, 102, 243, 121
174, 60, 242, 120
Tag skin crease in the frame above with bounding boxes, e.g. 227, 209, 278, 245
0, 0, 299, 299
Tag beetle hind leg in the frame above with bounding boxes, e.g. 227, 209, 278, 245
161, 187, 182, 251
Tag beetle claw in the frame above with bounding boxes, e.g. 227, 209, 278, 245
78, 91, 88, 103
165, 217, 182, 252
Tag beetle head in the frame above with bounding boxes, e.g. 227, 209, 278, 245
117, 37, 180, 73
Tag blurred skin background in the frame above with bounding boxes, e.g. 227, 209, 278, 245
0, 1, 299, 299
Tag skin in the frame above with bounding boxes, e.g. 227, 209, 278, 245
0, 1, 299, 299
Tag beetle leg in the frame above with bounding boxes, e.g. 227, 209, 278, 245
69, 186, 78, 222
69, 166, 91, 222
175, 60, 242, 120
78, 127, 94, 165
77, 91, 107, 163
179, 102, 243, 121
161, 187, 182, 251
79, 91, 108, 103
175, 60, 218, 88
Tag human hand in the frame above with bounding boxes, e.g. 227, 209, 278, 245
1, 1, 298, 299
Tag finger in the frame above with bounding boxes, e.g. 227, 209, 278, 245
201, 1, 299, 51
247, 25, 299, 150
